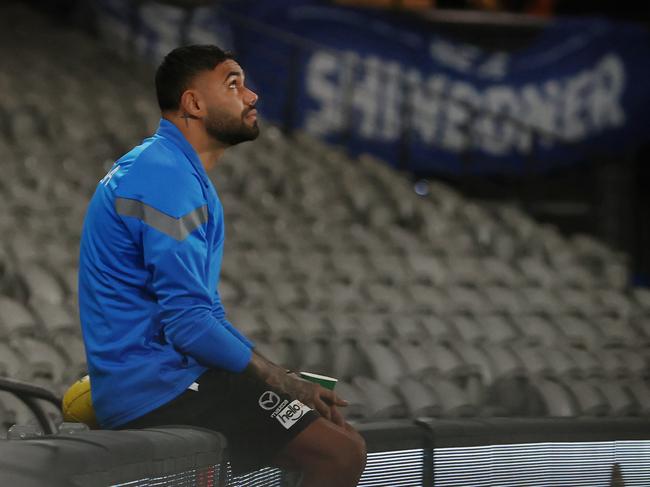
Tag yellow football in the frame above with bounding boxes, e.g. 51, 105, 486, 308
61, 375, 98, 428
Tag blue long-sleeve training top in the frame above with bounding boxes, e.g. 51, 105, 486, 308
78, 118, 254, 428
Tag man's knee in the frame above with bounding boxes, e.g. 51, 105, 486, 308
278, 419, 367, 478
351, 428, 367, 473
328, 426, 367, 476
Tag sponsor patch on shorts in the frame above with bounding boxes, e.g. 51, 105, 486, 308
274, 400, 312, 430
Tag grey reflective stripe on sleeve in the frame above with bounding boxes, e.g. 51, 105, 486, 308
115, 198, 209, 241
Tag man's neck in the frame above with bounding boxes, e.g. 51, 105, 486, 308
164, 113, 227, 172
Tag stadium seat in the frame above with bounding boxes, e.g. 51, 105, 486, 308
449, 314, 484, 343
597, 289, 634, 317
226, 308, 268, 341
352, 377, 407, 419
597, 348, 631, 378
556, 263, 596, 289
420, 377, 477, 417
298, 338, 333, 376
426, 343, 471, 381
452, 342, 496, 385
261, 309, 302, 341
391, 341, 437, 379
369, 253, 409, 284
518, 258, 557, 288
482, 257, 523, 287
482, 286, 528, 315
326, 313, 362, 341
9, 337, 68, 385
521, 287, 566, 314
288, 310, 331, 341
361, 342, 408, 386
273, 339, 301, 371
419, 315, 458, 343
0, 296, 39, 336
329, 282, 364, 311
482, 344, 527, 380
533, 379, 579, 417
565, 347, 605, 379
334, 380, 368, 420
405, 254, 447, 285
633, 288, 650, 311
237, 276, 273, 308
624, 379, 650, 415
49, 332, 87, 376
301, 282, 333, 310
615, 348, 649, 377
478, 313, 519, 344
594, 315, 638, 347
395, 377, 441, 418
445, 257, 486, 287
408, 284, 452, 314
560, 287, 600, 315
554, 314, 603, 349
365, 282, 407, 312
272, 281, 308, 308
594, 379, 638, 416
386, 314, 428, 343
511, 345, 553, 378
30, 300, 77, 335
447, 286, 491, 314
542, 347, 580, 379
0, 343, 32, 381
486, 376, 545, 417
357, 313, 395, 342
218, 276, 241, 305
511, 313, 560, 346
21, 263, 66, 306
331, 339, 369, 380
328, 253, 371, 285
563, 380, 610, 416
252, 341, 285, 368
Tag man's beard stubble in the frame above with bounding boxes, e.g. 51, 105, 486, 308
204, 106, 259, 146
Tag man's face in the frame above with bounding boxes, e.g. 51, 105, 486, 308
196, 59, 259, 146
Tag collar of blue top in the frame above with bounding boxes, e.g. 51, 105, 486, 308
156, 118, 211, 189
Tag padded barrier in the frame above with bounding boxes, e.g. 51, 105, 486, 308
418, 417, 650, 447
0, 426, 226, 487
1, 419, 650, 485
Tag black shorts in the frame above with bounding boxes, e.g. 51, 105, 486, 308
120, 369, 320, 474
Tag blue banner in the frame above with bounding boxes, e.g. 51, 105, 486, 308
96, 0, 650, 175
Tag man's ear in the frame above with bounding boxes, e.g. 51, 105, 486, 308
179, 89, 203, 119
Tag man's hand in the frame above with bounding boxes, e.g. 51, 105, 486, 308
245, 351, 348, 426
282, 372, 348, 426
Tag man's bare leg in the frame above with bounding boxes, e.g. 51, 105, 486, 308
273, 418, 367, 487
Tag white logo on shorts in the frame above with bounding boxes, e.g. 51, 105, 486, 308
275, 400, 312, 430
259, 391, 281, 410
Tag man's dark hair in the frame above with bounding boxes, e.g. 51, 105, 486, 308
155, 45, 234, 112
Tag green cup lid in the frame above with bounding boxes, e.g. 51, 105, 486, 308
299, 371, 338, 390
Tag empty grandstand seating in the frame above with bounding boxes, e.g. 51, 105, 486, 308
0, 2, 649, 445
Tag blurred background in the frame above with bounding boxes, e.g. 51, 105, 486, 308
1, 0, 650, 436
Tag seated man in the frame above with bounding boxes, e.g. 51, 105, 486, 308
78, 44, 366, 486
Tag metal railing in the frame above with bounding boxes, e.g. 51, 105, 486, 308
0, 377, 61, 435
